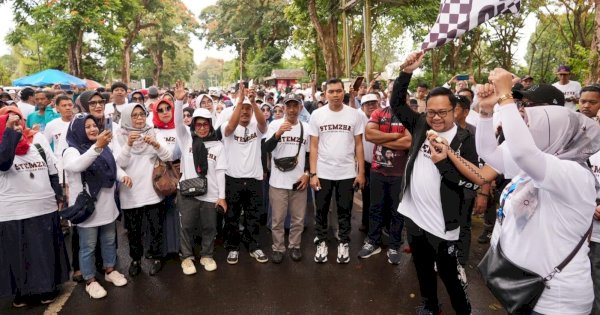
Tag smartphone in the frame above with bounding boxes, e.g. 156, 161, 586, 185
353, 76, 365, 92
105, 117, 113, 132
456, 74, 469, 81
292, 181, 301, 191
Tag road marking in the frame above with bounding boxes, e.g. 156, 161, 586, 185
43, 282, 77, 315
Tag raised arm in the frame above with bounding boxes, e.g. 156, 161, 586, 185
389, 52, 424, 133
173, 80, 190, 143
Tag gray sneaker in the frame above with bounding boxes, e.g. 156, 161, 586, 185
387, 248, 401, 265
357, 242, 381, 258
250, 249, 269, 263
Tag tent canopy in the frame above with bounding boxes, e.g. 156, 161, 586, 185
12, 69, 86, 88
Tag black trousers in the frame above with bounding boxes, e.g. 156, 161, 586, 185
123, 202, 165, 261
314, 178, 355, 243
367, 172, 404, 249
457, 196, 475, 265
361, 162, 371, 229
224, 175, 263, 252
406, 218, 471, 314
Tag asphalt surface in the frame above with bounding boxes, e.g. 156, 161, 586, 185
1, 193, 502, 315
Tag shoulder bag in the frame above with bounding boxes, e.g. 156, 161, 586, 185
179, 145, 208, 197
273, 122, 303, 172
60, 172, 96, 224
478, 193, 592, 314
153, 160, 179, 197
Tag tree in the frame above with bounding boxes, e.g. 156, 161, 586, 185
198, 0, 292, 80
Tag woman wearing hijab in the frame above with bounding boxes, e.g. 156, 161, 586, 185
151, 99, 181, 256
63, 114, 131, 299
0, 108, 70, 307
129, 90, 145, 105
183, 107, 194, 127
196, 94, 218, 127
432, 68, 600, 314
261, 103, 273, 123
116, 103, 172, 276
174, 81, 226, 274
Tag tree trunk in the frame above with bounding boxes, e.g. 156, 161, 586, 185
121, 43, 132, 85
591, 0, 600, 83
67, 29, 84, 78
151, 47, 164, 86
308, 0, 342, 79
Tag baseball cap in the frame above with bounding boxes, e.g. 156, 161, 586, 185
361, 94, 378, 104
556, 65, 571, 74
512, 84, 565, 106
283, 93, 302, 105
192, 108, 212, 119
209, 90, 221, 98
521, 75, 533, 81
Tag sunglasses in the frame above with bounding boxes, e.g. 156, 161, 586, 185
157, 105, 172, 113
88, 100, 105, 107
132, 96, 144, 102
195, 122, 210, 129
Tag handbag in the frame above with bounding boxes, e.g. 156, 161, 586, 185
60, 173, 96, 224
478, 218, 592, 313
153, 160, 179, 196
180, 176, 208, 197
273, 122, 303, 172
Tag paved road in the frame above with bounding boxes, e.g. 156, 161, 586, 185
1, 194, 502, 315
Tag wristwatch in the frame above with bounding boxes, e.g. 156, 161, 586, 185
309, 172, 317, 178
94, 146, 103, 153
497, 93, 514, 103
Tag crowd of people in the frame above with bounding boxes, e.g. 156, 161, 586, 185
1, 50, 600, 315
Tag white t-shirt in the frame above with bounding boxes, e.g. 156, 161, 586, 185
553, 80, 581, 111
398, 125, 460, 240
490, 159, 595, 314
155, 128, 181, 161
179, 139, 227, 203
589, 151, 600, 243
221, 120, 264, 180
359, 109, 374, 164
215, 103, 257, 130
266, 119, 309, 189
17, 101, 36, 120
116, 137, 172, 209
44, 119, 70, 182
104, 101, 128, 120
0, 133, 58, 222
63, 145, 121, 228
308, 105, 364, 180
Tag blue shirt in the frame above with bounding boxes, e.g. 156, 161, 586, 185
26, 106, 60, 131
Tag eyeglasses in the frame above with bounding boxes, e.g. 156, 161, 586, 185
194, 122, 210, 129
132, 96, 144, 102
425, 108, 453, 118
131, 112, 147, 119
157, 105, 172, 113
88, 100, 105, 108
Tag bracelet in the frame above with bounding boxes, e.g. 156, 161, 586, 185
497, 93, 514, 103
309, 172, 317, 178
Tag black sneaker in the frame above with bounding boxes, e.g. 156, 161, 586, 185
129, 260, 141, 277
289, 248, 302, 261
149, 260, 162, 276
387, 248, 401, 265
477, 231, 491, 244
272, 251, 284, 264
40, 290, 59, 304
12, 295, 28, 308
415, 302, 443, 315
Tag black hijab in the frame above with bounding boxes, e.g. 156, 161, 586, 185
190, 116, 218, 176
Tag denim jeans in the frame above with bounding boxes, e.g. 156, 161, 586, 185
77, 222, 117, 281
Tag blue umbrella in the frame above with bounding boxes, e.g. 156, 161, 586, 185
12, 69, 86, 88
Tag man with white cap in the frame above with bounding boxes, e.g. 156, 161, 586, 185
221, 84, 269, 264
357, 94, 378, 232
264, 93, 310, 263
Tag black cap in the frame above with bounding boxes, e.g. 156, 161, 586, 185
513, 84, 565, 106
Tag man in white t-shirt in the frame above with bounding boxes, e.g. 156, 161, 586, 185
309, 78, 366, 264
44, 95, 74, 184
553, 65, 581, 111
17, 88, 36, 121
221, 85, 269, 265
264, 94, 310, 264
104, 82, 128, 123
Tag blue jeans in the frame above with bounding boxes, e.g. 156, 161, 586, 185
78, 222, 117, 281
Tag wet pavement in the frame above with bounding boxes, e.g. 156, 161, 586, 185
1, 194, 502, 315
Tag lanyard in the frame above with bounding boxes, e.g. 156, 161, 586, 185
497, 177, 526, 225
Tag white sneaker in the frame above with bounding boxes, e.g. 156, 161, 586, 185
181, 258, 197, 275
104, 270, 128, 287
249, 249, 269, 263
200, 257, 217, 271
227, 251, 239, 265
85, 281, 107, 299
314, 241, 328, 263
337, 242, 350, 264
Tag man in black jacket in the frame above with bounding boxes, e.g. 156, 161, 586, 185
391, 52, 477, 314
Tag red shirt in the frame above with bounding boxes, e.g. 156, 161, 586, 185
368, 107, 408, 177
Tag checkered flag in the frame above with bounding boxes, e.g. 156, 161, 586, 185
421, 0, 521, 50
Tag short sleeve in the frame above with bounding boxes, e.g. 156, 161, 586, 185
308, 113, 319, 137
369, 109, 381, 124
354, 110, 365, 136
